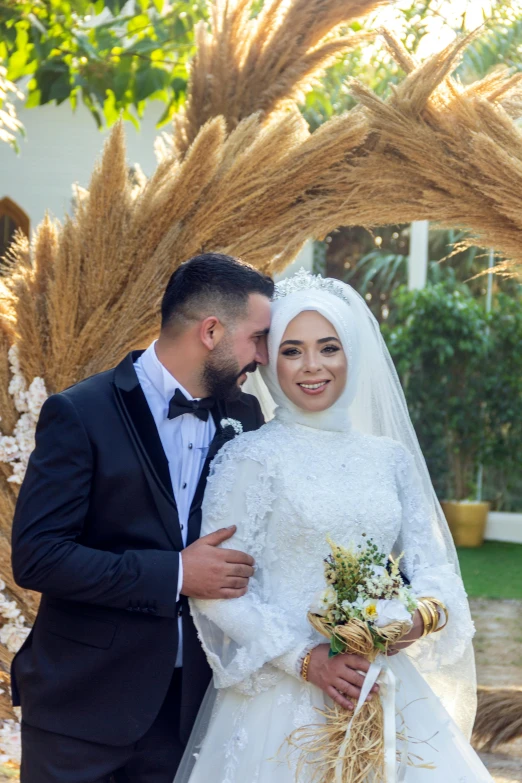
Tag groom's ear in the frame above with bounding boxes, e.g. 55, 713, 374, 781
199, 316, 225, 351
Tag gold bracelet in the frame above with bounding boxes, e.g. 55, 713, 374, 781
426, 600, 439, 633
417, 600, 434, 637
418, 597, 449, 635
426, 597, 449, 633
301, 651, 312, 682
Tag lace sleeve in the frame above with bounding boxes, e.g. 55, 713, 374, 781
189, 441, 313, 694
393, 445, 475, 669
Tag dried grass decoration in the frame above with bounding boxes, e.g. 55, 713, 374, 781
288, 536, 418, 783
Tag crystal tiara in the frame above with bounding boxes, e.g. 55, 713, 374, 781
273, 268, 351, 305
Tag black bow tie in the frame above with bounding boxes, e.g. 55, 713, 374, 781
167, 388, 215, 422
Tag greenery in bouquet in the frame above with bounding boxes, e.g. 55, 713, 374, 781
309, 536, 417, 658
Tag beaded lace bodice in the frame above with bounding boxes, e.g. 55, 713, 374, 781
191, 418, 474, 701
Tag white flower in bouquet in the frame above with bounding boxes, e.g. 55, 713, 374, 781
372, 598, 413, 628
398, 586, 418, 613
310, 587, 337, 616
360, 599, 380, 623
340, 599, 355, 618
369, 564, 387, 579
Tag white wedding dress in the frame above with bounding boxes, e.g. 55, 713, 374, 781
179, 420, 491, 783
174, 272, 493, 783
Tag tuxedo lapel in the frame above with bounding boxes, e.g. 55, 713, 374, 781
186, 393, 262, 545
113, 352, 182, 550
187, 400, 226, 546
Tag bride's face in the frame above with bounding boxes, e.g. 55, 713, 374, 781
276, 310, 347, 412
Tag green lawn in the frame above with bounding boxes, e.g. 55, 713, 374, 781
457, 540, 522, 599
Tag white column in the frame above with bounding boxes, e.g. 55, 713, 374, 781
408, 221, 429, 290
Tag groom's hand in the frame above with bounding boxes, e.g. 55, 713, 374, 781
307, 644, 379, 711
181, 526, 255, 599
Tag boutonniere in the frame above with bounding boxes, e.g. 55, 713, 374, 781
207, 418, 244, 464
219, 418, 243, 436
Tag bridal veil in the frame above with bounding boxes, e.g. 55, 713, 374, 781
175, 270, 477, 783
248, 270, 477, 735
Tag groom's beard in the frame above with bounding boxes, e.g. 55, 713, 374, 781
202, 345, 257, 402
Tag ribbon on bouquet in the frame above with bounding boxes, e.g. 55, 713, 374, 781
334, 654, 407, 783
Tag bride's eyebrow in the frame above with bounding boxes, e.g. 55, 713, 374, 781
280, 339, 303, 347
317, 337, 341, 344
279, 336, 341, 348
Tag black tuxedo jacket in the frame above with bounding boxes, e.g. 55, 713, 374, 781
10, 351, 263, 747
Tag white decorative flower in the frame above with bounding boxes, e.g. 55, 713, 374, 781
0, 344, 48, 485
0, 624, 29, 653
0, 603, 20, 620
220, 418, 243, 435
372, 598, 413, 629
310, 587, 337, 616
0, 718, 22, 764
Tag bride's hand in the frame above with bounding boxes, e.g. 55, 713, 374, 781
306, 644, 379, 711
386, 609, 424, 656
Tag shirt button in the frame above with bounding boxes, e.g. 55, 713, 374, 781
182, 482, 187, 489
188, 443, 193, 450
180, 524, 184, 531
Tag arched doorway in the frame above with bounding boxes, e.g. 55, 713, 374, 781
0, 197, 30, 262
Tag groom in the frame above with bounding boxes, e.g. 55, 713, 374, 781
10, 253, 274, 783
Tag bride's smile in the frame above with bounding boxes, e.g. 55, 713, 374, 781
276, 310, 347, 412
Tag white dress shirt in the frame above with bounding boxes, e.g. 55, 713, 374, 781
134, 342, 216, 667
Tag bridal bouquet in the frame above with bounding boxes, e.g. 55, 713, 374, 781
292, 535, 418, 783
309, 535, 417, 656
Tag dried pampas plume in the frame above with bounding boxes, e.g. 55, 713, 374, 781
1, 0, 522, 739
172, 0, 386, 157
473, 686, 522, 752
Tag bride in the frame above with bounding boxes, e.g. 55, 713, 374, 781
174, 270, 492, 782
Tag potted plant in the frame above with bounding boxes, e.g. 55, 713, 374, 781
383, 284, 490, 547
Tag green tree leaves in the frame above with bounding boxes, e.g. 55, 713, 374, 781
0, 0, 207, 128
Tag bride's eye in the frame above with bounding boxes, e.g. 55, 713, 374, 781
322, 345, 341, 354
281, 348, 300, 357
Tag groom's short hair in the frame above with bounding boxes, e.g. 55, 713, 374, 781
161, 253, 274, 331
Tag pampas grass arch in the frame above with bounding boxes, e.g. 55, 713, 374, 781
1, 0, 522, 756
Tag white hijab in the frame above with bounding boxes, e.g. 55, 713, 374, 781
259, 287, 359, 432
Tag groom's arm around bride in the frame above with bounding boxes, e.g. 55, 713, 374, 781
10, 253, 274, 783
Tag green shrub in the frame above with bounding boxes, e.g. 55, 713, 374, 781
483, 295, 522, 509
382, 284, 489, 501
383, 285, 522, 508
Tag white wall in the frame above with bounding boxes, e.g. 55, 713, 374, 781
485, 512, 522, 544
0, 99, 163, 229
